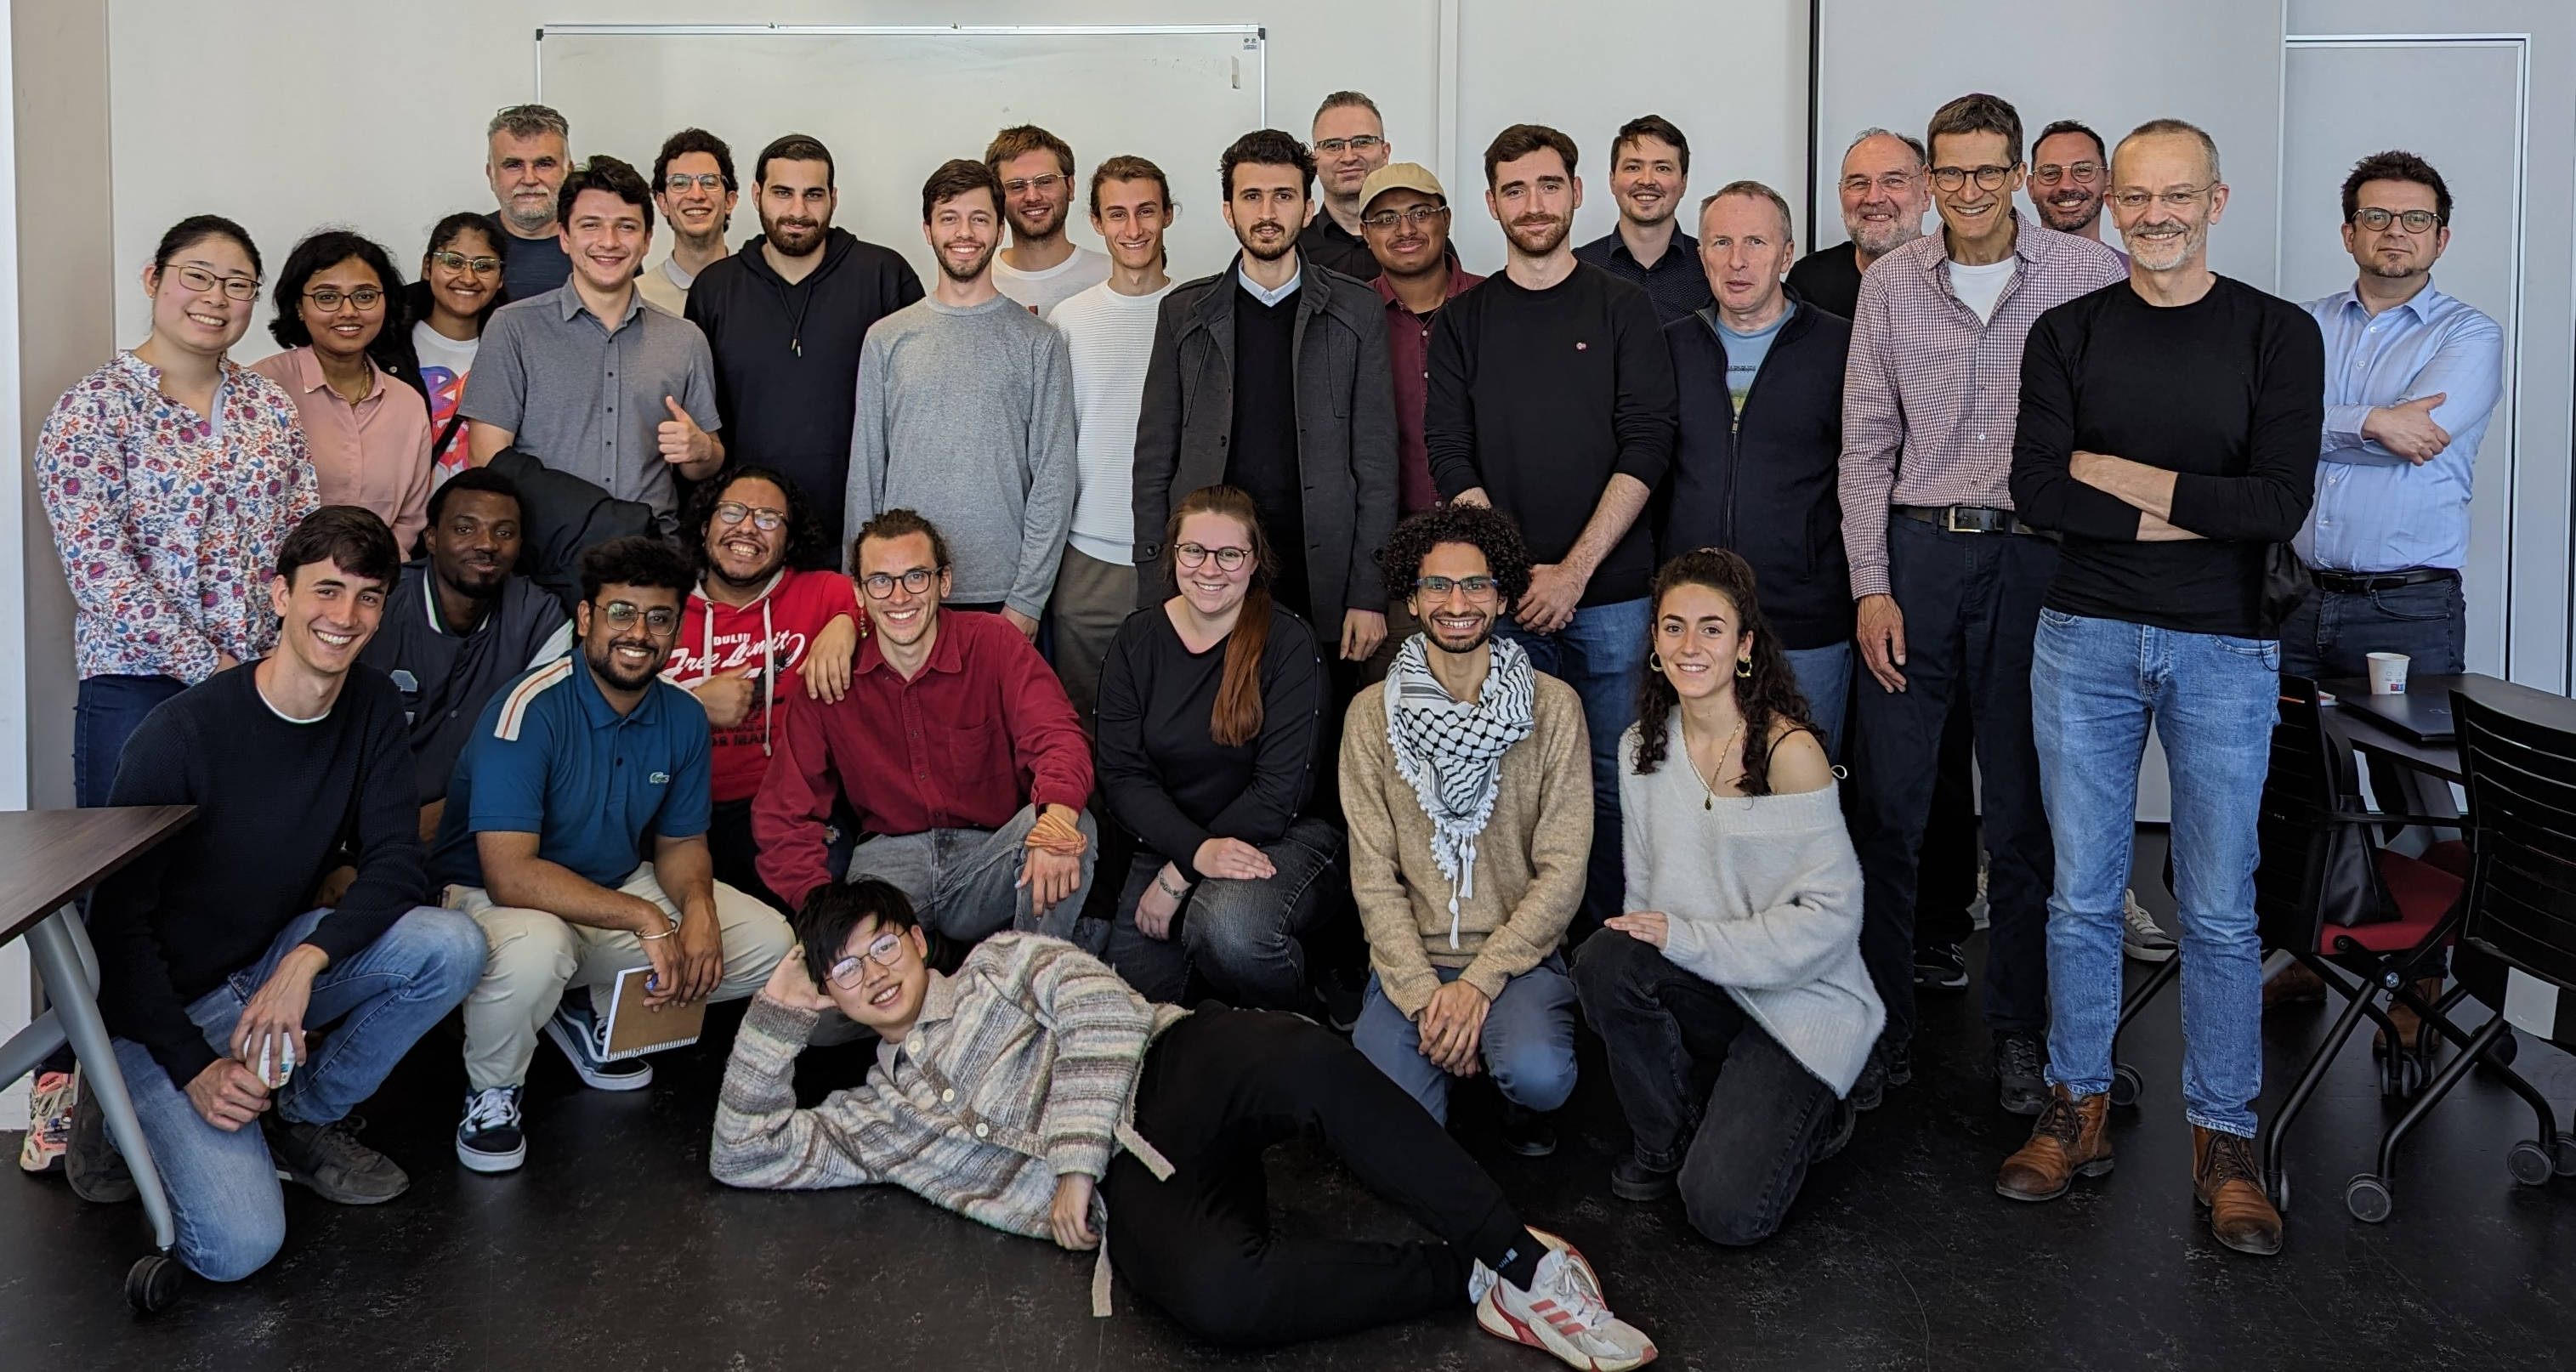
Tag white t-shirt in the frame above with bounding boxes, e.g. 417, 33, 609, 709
1050, 278, 1172, 564
411, 321, 481, 480
994, 245, 1113, 320
1946, 257, 2017, 326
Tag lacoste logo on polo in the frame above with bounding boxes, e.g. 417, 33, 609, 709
649, 771, 670, 785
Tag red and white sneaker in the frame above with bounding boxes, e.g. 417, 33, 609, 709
1477, 1246, 1658, 1370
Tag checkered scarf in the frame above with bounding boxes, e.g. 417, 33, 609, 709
1382, 632, 1537, 944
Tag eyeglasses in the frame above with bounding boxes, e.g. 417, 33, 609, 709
597, 601, 679, 634
304, 286, 385, 311
2355, 207, 2439, 235
1840, 172, 1919, 196
861, 567, 939, 598
1314, 135, 1386, 156
430, 251, 502, 275
825, 932, 907, 988
1175, 542, 1252, 572
2111, 182, 2216, 212
168, 264, 261, 301
665, 173, 727, 194
1362, 205, 1449, 230
1001, 173, 1065, 196
713, 502, 786, 532
1929, 164, 2015, 192
2031, 161, 2101, 186
1414, 575, 1500, 602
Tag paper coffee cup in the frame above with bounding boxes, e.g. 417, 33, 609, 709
2367, 651, 2409, 696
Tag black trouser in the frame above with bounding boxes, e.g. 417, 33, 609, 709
1848, 517, 2055, 1046
706, 796, 856, 918
1573, 932, 1842, 1246
1915, 695, 1983, 950
1104, 1007, 1540, 1346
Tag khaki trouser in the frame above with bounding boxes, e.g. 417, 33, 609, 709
1048, 544, 1139, 734
447, 863, 793, 1091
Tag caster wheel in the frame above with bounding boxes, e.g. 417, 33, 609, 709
2379, 1052, 2427, 1099
2109, 1063, 2143, 1108
2345, 1174, 2393, 1224
2551, 1135, 2576, 1179
2507, 1140, 2554, 1188
125, 1254, 181, 1314
2268, 1170, 2292, 1213
2479, 1029, 2519, 1072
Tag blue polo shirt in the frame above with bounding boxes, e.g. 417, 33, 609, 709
430, 655, 712, 890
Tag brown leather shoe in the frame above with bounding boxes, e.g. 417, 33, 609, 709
2375, 976, 2447, 1055
1996, 1086, 2112, 1202
2262, 959, 2328, 1009
2193, 1126, 2283, 1256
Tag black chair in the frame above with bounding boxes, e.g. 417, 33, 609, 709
2340, 679, 2576, 1221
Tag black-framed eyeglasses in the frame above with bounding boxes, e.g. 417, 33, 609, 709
429, 251, 502, 275
1362, 205, 1449, 230
1001, 173, 1065, 196
1314, 135, 1386, 156
1929, 164, 2015, 192
826, 932, 907, 988
713, 502, 786, 532
598, 600, 680, 634
2031, 161, 2101, 186
861, 567, 939, 598
665, 173, 727, 194
1175, 543, 1252, 572
170, 264, 261, 301
2355, 207, 2439, 235
2111, 182, 2216, 212
304, 286, 385, 311
1414, 575, 1500, 602
1841, 171, 1920, 196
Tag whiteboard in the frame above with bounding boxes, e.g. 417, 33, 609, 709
536, 25, 1267, 286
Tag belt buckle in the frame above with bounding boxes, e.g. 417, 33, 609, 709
1943, 507, 1977, 535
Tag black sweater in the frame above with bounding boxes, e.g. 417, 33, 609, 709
684, 228, 924, 553
1425, 264, 1678, 606
91, 665, 428, 1085
1095, 603, 1326, 881
2010, 276, 2324, 638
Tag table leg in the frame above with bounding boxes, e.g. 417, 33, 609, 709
26, 905, 176, 1253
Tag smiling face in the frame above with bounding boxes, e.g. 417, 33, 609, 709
1174, 510, 1256, 620
2342, 178, 2447, 282
1362, 188, 1451, 278
655, 150, 736, 250
1928, 129, 2023, 247
1092, 176, 1171, 274
268, 556, 390, 678
2029, 129, 2106, 234
298, 256, 389, 366
143, 234, 259, 359
423, 224, 501, 326
1699, 193, 1792, 319
1654, 580, 1749, 705
997, 149, 1073, 244
759, 158, 837, 258
2110, 131, 2226, 274
560, 187, 651, 295
425, 489, 522, 601
577, 581, 682, 693
1312, 104, 1390, 203
922, 188, 1001, 285
856, 530, 948, 649
1610, 134, 1685, 230
703, 474, 790, 588
1409, 541, 1501, 656
488, 129, 569, 235
820, 916, 932, 1031
1488, 148, 1580, 258
1224, 162, 1308, 264
1838, 133, 1930, 257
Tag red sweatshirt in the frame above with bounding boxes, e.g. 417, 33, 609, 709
664, 568, 860, 804
752, 609, 1092, 910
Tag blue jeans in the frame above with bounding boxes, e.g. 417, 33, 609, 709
2032, 610, 2277, 1137
108, 905, 484, 1280
2278, 575, 2465, 683
1501, 598, 1651, 932
1353, 955, 1579, 1124
1782, 642, 1853, 763
74, 673, 188, 807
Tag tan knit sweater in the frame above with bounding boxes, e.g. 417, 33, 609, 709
1338, 672, 1592, 1017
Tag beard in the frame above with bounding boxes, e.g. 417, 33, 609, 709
1239, 220, 1295, 262
586, 635, 662, 692
938, 236, 999, 283
2037, 192, 2102, 233
2124, 218, 2200, 271
1848, 211, 1922, 258
500, 195, 554, 236
1425, 614, 1497, 656
762, 210, 826, 257
1007, 202, 1062, 241
1502, 213, 1569, 258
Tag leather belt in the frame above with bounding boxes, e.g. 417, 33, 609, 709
2312, 567, 2458, 595
1893, 504, 2045, 536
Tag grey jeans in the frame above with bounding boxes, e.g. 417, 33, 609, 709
846, 803, 1104, 950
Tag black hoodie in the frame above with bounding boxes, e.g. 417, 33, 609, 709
684, 227, 924, 552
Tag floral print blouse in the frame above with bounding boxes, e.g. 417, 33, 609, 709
34, 351, 319, 683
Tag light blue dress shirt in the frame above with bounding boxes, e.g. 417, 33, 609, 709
2295, 279, 2503, 573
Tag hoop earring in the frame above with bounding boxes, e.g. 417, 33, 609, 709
1648, 652, 1665, 672
1736, 658, 1752, 679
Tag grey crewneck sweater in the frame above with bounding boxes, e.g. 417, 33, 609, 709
846, 293, 1078, 617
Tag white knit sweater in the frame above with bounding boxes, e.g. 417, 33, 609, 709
1618, 721, 1885, 1096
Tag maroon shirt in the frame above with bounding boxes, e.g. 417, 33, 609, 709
1374, 262, 1485, 514
752, 609, 1091, 910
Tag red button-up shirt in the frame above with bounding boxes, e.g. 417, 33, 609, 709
1374, 261, 1485, 515
752, 609, 1092, 910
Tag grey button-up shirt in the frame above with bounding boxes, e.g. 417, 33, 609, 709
458, 284, 720, 518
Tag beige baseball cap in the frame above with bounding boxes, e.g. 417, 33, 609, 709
1359, 162, 1447, 212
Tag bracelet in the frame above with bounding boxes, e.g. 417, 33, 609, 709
1155, 872, 1192, 901
638, 927, 673, 941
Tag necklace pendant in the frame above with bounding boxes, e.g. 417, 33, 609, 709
1704, 795, 1712, 811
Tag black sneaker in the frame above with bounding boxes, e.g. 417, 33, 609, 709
1885, 1039, 1914, 1088
1851, 1046, 1888, 1112
456, 1086, 527, 1173
1499, 1102, 1558, 1158
542, 992, 653, 1091
266, 1114, 410, 1205
1609, 1154, 1677, 1202
1813, 1097, 1859, 1165
65, 1080, 137, 1204
1994, 1031, 2048, 1116
1914, 942, 1970, 993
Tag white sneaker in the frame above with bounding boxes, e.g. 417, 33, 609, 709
1477, 1248, 1658, 1370
2122, 890, 2177, 962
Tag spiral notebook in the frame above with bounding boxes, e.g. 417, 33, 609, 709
599, 964, 707, 1060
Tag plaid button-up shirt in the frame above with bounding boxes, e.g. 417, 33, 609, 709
1836, 218, 2127, 598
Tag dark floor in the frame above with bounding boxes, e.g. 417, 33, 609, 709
7, 836, 2576, 1371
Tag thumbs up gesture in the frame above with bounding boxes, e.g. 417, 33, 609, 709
658, 394, 716, 470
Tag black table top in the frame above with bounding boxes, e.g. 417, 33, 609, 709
0, 807, 197, 945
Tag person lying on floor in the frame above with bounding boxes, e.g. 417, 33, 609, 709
1572, 547, 1882, 1245
709, 880, 1658, 1369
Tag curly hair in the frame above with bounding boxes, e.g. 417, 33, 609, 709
689, 465, 829, 578
1631, 547, 1817, 796
1377, 504, 1533, 611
